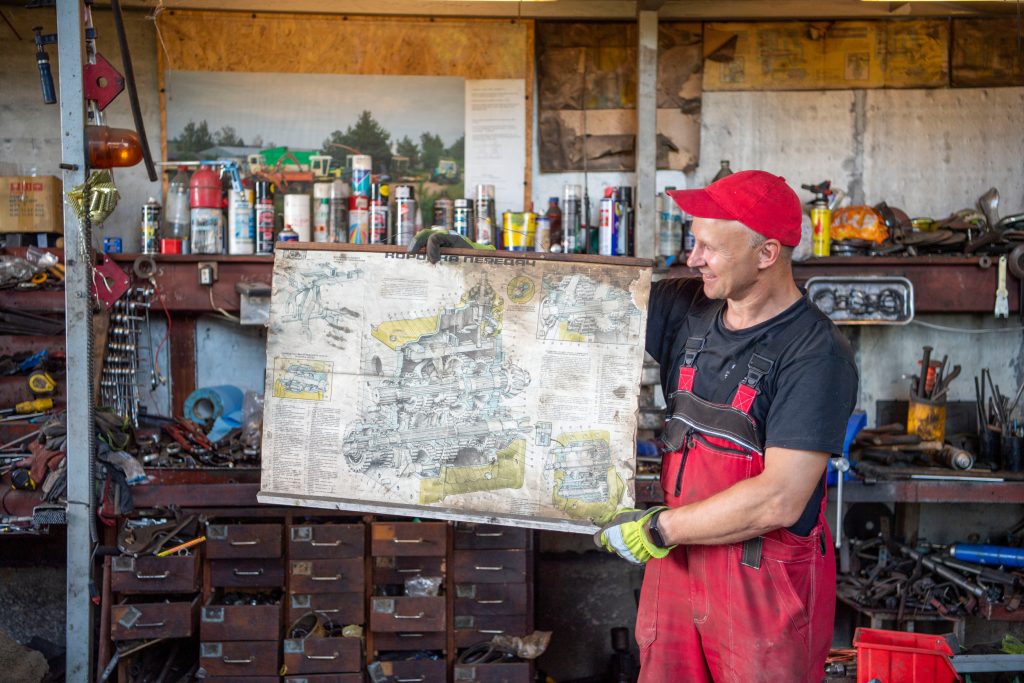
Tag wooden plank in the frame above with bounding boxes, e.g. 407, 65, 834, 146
169, 316, 196, 415
952, 18, 1024, 87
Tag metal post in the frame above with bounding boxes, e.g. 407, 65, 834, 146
635, 9, 658, 259
57, 0, 94, 680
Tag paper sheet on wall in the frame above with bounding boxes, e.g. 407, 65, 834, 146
464, 79, 526, 219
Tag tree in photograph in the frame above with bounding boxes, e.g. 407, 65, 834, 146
215, 125, 245, 147
175, 120, 215, 154
419, 132, 445, 176
446, 135, 465, 163
395, 135, 420, 170
321, 110, 392, 172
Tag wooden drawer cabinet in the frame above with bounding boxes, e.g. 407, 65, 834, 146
201, 602, 281, 641
453, 614, 530, 648
372, 522, 447, 557
110, 599, 197, 640
453, 663, 532, 683
284, 675, 365, 683
371, 630, 447, 651
203, 677, 279, 683
288, 592, 364, 625
372, 659, 448, 683
454, 583, 528, 616
110, 554, 200, 593
370, 596, 446, 632
206, 523, 282, 559
452, 550, 527, 584
290, 523, 365, 559
199, 640, 280, 677
373, 555, 445, 585
453, 523, 530, 550
209, 558, 285, 587
289, 558, 365, 593
283, 636, 362, 674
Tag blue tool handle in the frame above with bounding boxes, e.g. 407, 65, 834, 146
950, 544, 1024, 568
37, 55, 56, 104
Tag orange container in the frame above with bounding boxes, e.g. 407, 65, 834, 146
854, 628, 961, 683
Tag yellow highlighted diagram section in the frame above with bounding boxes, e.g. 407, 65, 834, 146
419, 439, 527, 505
272, 358, 333, 401
557, 320, 588, 342
548, 429, 624, 524
371, 315, 441, 350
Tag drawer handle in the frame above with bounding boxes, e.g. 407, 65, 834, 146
310, 540, 341, 547
229, 539, 260, 546
134, 621, 166, 628
392, 538, 424, 544
398, 633, 424, 638
233, 569, 264, 577
305, 654, 339, 661
475, 532, 504, 537
477, 600, 505, 605
223, 657, 254, 664
394, 612, 425, 619
474, 566, 504, 571
314, 608, 340, 614
396, 568, 422, 574
312, 575, 342, 581
479, 629, 505, 634
134, 571, 169, 580
398, 677, 426, 682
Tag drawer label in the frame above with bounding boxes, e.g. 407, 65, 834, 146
200, 643, 223, 658
207, 524, 228, 540
372, 598, 395, 614
292, 561, 312, 576
291, 594, 312, 609
374, 556, 395, 568
111, 556, 135, 573
454, 615, 475, 629
117, 605, 142, 629
283, 639, 306, 654
455, 584, 477, 599
454, 666, 477, 681
202, 607, 225, 623
291, 526, 313, 542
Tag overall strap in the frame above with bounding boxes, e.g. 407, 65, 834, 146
676, 300, 725, 392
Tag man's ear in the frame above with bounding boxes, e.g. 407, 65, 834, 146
757, 239, 782, 270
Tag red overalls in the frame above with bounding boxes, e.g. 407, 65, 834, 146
637, 304, 835, 683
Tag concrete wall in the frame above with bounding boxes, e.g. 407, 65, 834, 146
0, 6, 161, 252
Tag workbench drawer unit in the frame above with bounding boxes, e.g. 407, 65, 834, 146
453, 663, 532, 683
206, 523, 283, 559
209, 558, 285, 588
453, 615, 531, 649
372, 659, 448, 683
202, 677, 279, 683
371, 521, 448, 557
453, 583, 528, 616
110, 553, 201, 593
201, 602, 281, 641
452, 524, 530, 551
289, 558, 365, 593
373, 555, 446, 585
370, 596, 447, 632
371, 630, 448, 651
452, 550, 528, 584
283, 636, 363, 674
287, 592, 364, 625
290, 523, 365, 560
110, 599, 197, 640
199, 640, 280, 677
283, 675, 365, 683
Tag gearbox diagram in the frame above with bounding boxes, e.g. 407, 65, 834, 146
277, 258, 364, 347
538, 272, 642, 345
341, 279, 532, 489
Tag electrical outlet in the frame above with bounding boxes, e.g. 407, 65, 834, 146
197, 261, 218, 286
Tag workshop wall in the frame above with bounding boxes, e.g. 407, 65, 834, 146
0, 6, 162, 252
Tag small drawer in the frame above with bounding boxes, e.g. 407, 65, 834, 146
290, 523, 365, 560
290, 558, 364, 593
371, 522, 447, 557
370, 630, 447, 651
209, 558, 284, 588
203, 677, 279, 683
201, 602, 281, 641
454, 614, 530, 649
372, 660, 447, 683
453, 663, 532, 683
288, 592, 364, 625
453, 523, 530, 550
373, 555, 445, 585
284, 675, 365, 683
283, 636, 362, 674
370, 596, 445, 632
111, 599, 197, 640
110, 554, 199, 593
452, 550, 527, 583
454, 583, 528, 616
206, 523, 282, 559
199, 640, 279, 677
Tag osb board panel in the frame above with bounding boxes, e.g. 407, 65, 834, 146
952, 18, 1024, 88
536, 22, 701, 172
703, 20, 948, 91
156, 11, 528, 78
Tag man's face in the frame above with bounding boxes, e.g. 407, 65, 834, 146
685, 218, 762, 300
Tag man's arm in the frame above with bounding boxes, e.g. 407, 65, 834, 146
653, 446, 828, 546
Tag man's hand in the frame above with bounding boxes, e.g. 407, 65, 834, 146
594, 507, 673, 564
407, 229, 496, 264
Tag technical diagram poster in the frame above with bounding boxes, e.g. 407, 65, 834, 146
258, 244, 652, 533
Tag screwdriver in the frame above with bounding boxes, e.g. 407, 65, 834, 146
0, 397, 54, 417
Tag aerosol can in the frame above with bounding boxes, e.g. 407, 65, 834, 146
802, 180, 833, 257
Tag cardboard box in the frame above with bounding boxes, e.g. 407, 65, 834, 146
0, 176, 64, 234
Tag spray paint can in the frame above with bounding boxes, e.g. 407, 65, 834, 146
330, 178, 349, 243
227, 188, 255, 255
599, 195, 618, 256
616, 186, 633, 256
278, 226, 299, 242
473, 184, 495, 246
313, 178, 333, 243
811, 199, 831, 257
369, 183, 389, 244
535, 215, 551, 252
351, 155, 372, 197
189, 165, 223, 254
453, 198, 473, 238
140, 197, 161, 255
254, 180, 275, 255
433, 196, 454, 231
563, 184, 582, 254
284, 194, 311, 242
348, 195, 370, 244
393, 184, 417, 245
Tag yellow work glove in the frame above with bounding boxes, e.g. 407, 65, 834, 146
406, 228, 495, 264
594, 507, 674, 565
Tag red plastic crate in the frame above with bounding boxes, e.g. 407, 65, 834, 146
853, 627, 961, 683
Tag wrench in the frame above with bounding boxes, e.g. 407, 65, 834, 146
995, 255, 1009, 318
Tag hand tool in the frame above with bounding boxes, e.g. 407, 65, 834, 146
155, 535, 206, 557
32, 26, 57, 105
1009, 243, 1024, 322
0, 397, 53, 417
28, 370, 56, 395
995, 255, 1010, 318
918, 346, 932, 398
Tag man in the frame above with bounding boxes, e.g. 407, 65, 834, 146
596, 170, 858, 682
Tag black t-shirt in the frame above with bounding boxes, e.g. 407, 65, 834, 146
646, 277, 859, 536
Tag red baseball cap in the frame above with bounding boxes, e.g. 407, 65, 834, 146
667, 170, 803, 247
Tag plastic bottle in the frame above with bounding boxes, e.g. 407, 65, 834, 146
545, 197, 562, 253
189, 165, 223, 254
712, 160, 733, 183
165, 166, 191, 253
